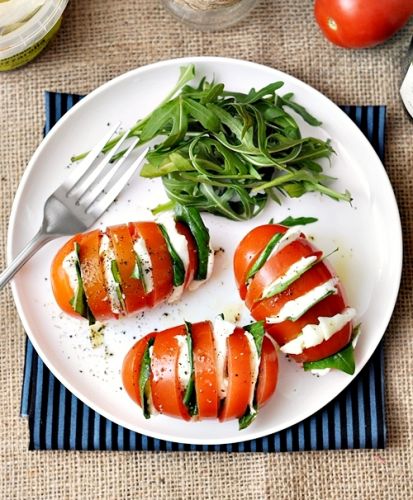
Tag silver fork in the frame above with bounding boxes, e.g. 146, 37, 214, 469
0, 123, 148, 290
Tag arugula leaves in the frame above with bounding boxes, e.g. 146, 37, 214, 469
73, 65, 351, 221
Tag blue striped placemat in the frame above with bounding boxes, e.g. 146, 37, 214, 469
20, 93, 387, 451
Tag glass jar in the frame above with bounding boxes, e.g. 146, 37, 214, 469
400, 36, 413, 119
0, 0, 69, 71
161, 0, 259, 31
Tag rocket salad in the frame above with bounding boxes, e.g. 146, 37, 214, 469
73, 65, 351, 221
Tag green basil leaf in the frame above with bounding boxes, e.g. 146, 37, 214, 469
278, 216, 318, 227
303, 341, 356, 375
174, 204, 211, 281
238, 406, 258, 430
243, 321, 265, 357
139, 338, 155, 419
245, 232, 283, 282
158, 224, 186, 287
182, 322, 197, 416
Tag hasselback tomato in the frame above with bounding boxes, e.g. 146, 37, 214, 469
122, 317, 279, 428
234, 224, 356, 371
50, 208, 214, 321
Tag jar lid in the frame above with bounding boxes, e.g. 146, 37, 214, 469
0, 0, 68, 60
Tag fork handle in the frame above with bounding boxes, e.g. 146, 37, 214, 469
0, 229, 53, 291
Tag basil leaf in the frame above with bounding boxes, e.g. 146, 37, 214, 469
243, 321, 265, 357
174, 204, 211, 281
278, 216, 318, 227
139, 338, 155, 419
158, 224, 186, 287
259, 256, 320, 301
130, 252, 147, 292
69, 242, 96, 324
303, 341, 355, 375
245, 232, 283, 282
239, 407, 258, 430
110, 260, 126, 310
182, 322, 197, 416
238, 321, 265, 430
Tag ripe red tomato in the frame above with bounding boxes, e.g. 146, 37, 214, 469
256, 337, 279, 406
107, 224, 147, 314
122, 320, 279, 423
150, 324, 191, 420
233, 224, 287, 300
79, 229, 115, 320
314, 0, 413, 48
191, 321, 219, 419
129, 222, 174, 308
219, 327, 254, 421
234, 224, 354, 364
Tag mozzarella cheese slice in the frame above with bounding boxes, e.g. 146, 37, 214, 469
62, 249, 79, 294
244, 332, 260, 414
174, 334, 191, 391
211, 316, 236, 399
280, 307, 356, 355
99, 234, 123, 314
266, 277, 339, 324
133, 237, 154, 294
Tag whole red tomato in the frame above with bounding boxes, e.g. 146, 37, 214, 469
314, 0, 413, 49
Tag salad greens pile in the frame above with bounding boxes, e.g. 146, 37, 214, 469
73, 65, 351, 221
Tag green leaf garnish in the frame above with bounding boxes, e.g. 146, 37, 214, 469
278, 216, 318, 227
110, 260, 126, 310
158, 224, 186, 287
245, 232, 283, 282
238, 321, 265, 430
182, 322, 197, 416
303, 342, 355, 375
139, 338, 155, 419
72, 65, 351, 220
174, 204, 211, 281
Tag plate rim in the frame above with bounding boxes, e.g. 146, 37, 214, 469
7, 56, 403, 445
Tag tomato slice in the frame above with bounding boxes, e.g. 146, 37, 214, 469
290, 321, 352, 363
78, 229, 114, 320
219, 327, 253, 421
256, 337, 278, 407
233, 224, 287, 300
129, 222, 174, 307
191, 321, 219, 419
107, 224, 147, 314
176, 222, 198, 288
150, 324, 190, 420
245, 238, 322, 310
50, 234, 83, 317
251, 260, 335, 327
122, 333, 156, 406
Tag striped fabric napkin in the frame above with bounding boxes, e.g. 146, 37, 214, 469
20, 94, 387, 451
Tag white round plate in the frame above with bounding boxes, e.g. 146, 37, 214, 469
8, 57, 402, 445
